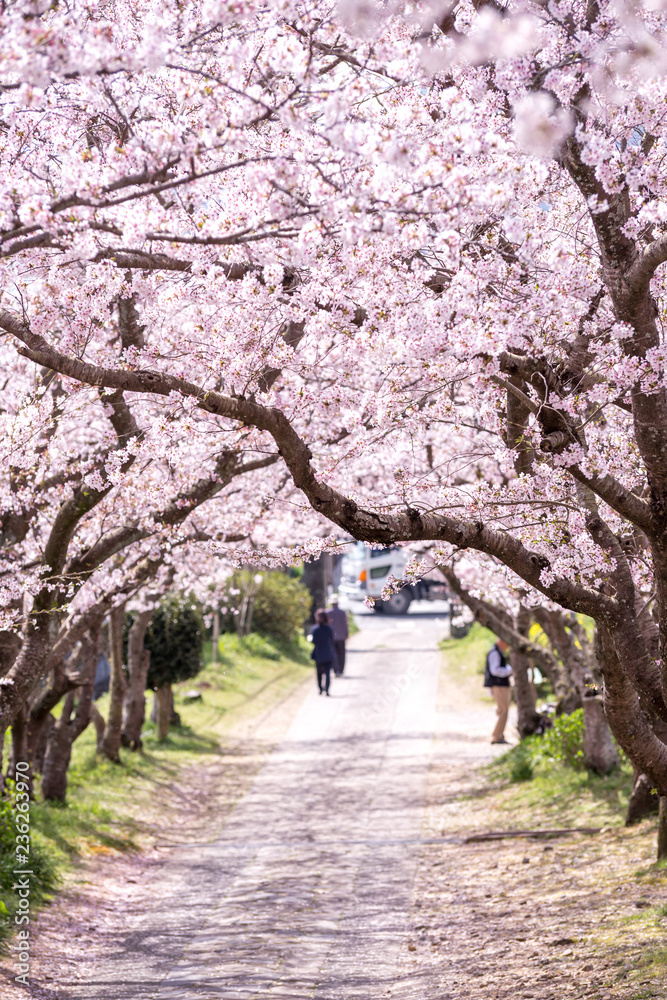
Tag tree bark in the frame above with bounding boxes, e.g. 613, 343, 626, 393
626, 771, 660, 825
41, 626, 99, 802
658, 797, 667, 861
302, 554, 327, 621
511, 649, 541, 737
212, 610, 219, 664
582, 694, 619, 774
156, 684, 171, 741
31, 713, 55, 774
532, 608, 581, 714
8, 704, 31, 794
121, 610, 152, 750
41, 692, 77, 802
28, 654, 79, 770
99, 604, 127, 763
597, 624, 667, 796
90, 704, 106, 751
512, 607, 542, 737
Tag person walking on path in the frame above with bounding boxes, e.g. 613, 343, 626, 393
310, 609, 336, 695
326, 594, 349, 676
484, 638, 513, 744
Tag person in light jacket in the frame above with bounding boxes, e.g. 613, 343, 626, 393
483, 638, 513, 744
326, 594, 349, 676
310, 609, 336, 696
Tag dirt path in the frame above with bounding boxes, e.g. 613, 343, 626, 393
3, 610, 664, 999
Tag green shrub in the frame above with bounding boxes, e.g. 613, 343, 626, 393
145, 594, 204, 689
219, 571, 311, 644
538, 709, 585, 768
239, 633, 282, 660
251, 573, 310, 642
508, 742, 535, 782
498, 709, 586, 784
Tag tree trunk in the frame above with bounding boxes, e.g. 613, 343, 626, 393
99, 604, 127, 763
28, 657, 75, 770
90, 704, 106, 751
8, 704, 31, 794
512, 607, 542, 737
511, 648, 541, 737
41, 625, 99, 801
302, 554, 327, 622
41, 692, 77, 802
121, 610, 152, 750
626, 771, 660, 825
156, 684, 171, 741
658, 797, 667, 861
31, 713, 55, 774
245, 594, 257, 636
169, 687, 181, 728
582, 694, 619, 774
121, 650, 150, 749
0, 627, 21, 679
211, 610, 219, 664
532, 608, 581, 714
236, 594, 249, 636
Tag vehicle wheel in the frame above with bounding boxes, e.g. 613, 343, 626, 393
383, 589, 412, 615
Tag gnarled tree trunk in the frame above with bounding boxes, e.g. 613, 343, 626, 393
627, 771, 660, 825
8, 704, 31, 795
28, 655, 77, 772
121, 610, 152, 750
41, 622, 101, 801
658, 798, 667, 861
582, 693, 619, 774
99, 604, 127, 763
512, 607, 542, 737
211, 610, 219, 664
532, 608, 581, 715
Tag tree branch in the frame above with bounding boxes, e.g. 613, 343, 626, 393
627, 234, 667, 294
1, 313, 620, 621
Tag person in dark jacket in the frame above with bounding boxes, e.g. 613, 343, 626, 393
326, 594, 349, 676
310, 609, 336, 695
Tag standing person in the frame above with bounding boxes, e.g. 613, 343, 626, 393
484, 638, 513, 744
327, 594, 349, 677
310, 609, 336, 696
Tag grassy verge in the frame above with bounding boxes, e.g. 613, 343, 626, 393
440, 622, 634, 828
0, 632, 311, 946
437, 624, 667, 997
439, 621, 495, 690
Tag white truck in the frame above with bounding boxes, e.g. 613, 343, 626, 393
339, 542, 449, 614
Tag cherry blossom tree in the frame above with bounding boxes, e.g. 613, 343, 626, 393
3, 1, 667, 854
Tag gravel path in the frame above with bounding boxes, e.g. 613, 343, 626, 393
62, 607, 464, 999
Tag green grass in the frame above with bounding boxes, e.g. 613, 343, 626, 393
438, 621, 497, 708
0, 631, 311, 946
440, 622, 633, 828
439, 621, 496, 681
487, 756, 633, 829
